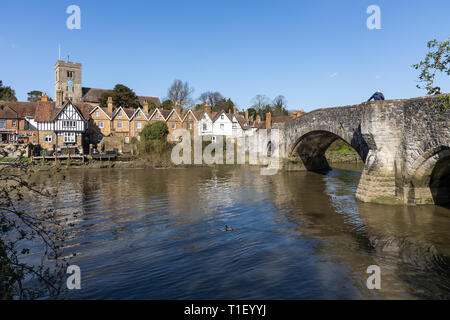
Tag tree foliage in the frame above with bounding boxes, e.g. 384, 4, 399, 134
0, 80, 17, 102
140, 121, 169, 141
412, 38, 450, 112
161, 99, 174, 110
412, 38, 449, 94
99, 84, 140, 109
27, 91, 53, 102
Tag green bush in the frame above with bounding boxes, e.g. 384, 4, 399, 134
140, 121, 169, 141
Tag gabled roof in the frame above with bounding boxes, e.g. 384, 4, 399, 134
130, 107, 156, 121
0, 105, 18, 118
181, 109, 197, 122
72, 102, 95, 120
0, 101, 38, 118
90, 105, 113, 120
112, 106, 134, 120
233, 114, 249, 130
166, 109, 183, 121
212, 110, 233, 122
159, 109, 171, 120
148, 108, 165, 121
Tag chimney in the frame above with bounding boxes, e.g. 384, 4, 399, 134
107, 96, 113, 115
233, 105, 238, 115
266, 112, 272, 129
56, 90, 63, 106
143, 100, 149, 115
41, 93, 48, 102
245, 109, 249, 122
204, 102, 212, 114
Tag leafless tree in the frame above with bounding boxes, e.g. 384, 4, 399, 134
0, 154, 68, 299
167, 79, 194, 107
251, 94, 270, 110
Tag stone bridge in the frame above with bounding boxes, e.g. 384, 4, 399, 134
273, 94, 450, 205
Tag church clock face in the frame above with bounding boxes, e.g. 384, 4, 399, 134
68, 80, 73, 86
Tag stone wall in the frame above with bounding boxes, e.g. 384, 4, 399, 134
0, 143, 32, 158
274, 94, 450, 205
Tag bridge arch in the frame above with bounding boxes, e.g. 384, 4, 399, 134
408, 146, 450, 205
288, 129, 366, 173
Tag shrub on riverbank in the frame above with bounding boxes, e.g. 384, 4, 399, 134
132, 122, 173, 164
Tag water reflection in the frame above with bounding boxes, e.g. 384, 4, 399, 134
26, 165, 450, 299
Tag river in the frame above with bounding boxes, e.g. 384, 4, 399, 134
28, 165, 450, 299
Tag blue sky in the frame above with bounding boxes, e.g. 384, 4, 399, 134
0, 0, 449, 111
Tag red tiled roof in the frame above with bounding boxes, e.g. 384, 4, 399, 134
0, 101, 38, 118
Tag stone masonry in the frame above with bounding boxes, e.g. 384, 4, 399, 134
273, 94, 450, 205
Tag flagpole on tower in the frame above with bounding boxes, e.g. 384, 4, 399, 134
58, 43, 61, 60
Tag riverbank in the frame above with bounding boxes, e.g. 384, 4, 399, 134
1, 149, 363, 173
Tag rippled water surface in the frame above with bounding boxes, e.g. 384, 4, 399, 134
29, 165, 450, 299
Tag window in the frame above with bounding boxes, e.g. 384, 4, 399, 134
0, 119, 6, 129
188, 123, 192, 130
221, 114, 224, 119
44, 135, 52, 142
95, 111, 100, 117
66, 86, 68, 92
188, 115, 192, 120
117, 121, 123, 129
98, 121, 104, 129
220, 124, 224, 130
137, 112, 141, 118
137, 122, 142, 129
203, 123, 207, 131
12, 120, 17, 127
171, 123, 176, 129
118, 111, 122, 117
63, 132, 76, 143
63, 120, 76, 128
67, 71, 74, 78
125, 137, 130, 144
172, 114, 175, 119
28, 132, 33, 137
212, 136, 217, 143
155, 113, 159, 119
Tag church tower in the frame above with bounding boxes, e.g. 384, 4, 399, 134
54, 60, 82, 106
